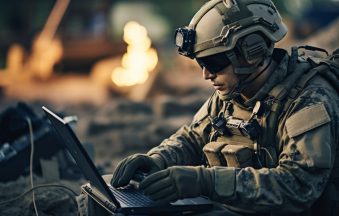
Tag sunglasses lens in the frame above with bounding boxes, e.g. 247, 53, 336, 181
196, 52, 231, 73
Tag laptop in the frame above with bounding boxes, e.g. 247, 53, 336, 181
42, 106, 213, 215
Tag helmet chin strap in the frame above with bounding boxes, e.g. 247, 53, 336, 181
219, 50, 256, 101
220, 47, 273, 101
219, 84, 241, 101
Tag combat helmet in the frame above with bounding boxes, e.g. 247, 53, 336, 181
175, 0, 288, 74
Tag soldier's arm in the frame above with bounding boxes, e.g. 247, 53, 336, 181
147, 94, 220, 168
207, 78, 338, 213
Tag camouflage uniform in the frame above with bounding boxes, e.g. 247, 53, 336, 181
147, 48, 339, 214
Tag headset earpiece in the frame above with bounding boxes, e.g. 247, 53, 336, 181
238, 33, 269, 65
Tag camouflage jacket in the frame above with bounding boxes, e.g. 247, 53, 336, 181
147, 49, 339, 213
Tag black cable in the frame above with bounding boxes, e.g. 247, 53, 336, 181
241, 58, 272, 86
0, 117, 80, 214
26, 116, 39, 215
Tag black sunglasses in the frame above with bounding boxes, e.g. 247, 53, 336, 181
196, 52, 232, 74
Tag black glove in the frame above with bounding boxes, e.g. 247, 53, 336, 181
139, 166, 214, 203
111, 154, 164, 188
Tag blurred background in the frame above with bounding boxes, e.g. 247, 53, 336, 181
0, 0, 338, 215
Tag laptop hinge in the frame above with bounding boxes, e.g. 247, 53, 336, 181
81, 183, 117, 214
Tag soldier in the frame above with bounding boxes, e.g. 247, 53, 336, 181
111, 0, 339, 215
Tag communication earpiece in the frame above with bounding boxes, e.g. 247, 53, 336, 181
237, 33, 270, 66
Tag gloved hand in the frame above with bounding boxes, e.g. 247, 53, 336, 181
111, 154, 164, 188
139, 166, 214, 203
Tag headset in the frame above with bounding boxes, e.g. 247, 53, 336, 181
237, 32, 271, 66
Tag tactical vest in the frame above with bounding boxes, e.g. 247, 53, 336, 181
202, 51, 314, 169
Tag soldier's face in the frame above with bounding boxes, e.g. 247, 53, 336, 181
203, 64, 239, 95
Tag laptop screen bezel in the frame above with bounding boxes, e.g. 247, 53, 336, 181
42, 106, 121, 208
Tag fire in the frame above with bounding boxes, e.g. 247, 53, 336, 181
111, 21, 158, 87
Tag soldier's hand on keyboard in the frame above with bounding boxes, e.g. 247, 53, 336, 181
129, 171, 148, 189
111, 154, 162, 188
139, 166, 214, 203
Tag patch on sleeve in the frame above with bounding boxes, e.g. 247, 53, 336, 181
286, 103, 331, 138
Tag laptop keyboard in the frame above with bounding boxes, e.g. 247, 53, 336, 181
108, 185, 154, 207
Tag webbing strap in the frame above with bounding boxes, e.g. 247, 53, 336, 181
322, 59, 339, 70
318, 61, 339, 94
214, 2, 227, 15
268, 84, 288, 100
295, 67, 321, 91
280, 70, 320, 114
194, 36, 224, 53
320, 70, 339, 94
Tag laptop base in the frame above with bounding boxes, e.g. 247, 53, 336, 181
81, 183, 214, 215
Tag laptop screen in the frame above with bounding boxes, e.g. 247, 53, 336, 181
42, 106, 120, 207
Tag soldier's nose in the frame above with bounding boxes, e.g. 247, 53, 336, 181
203, 67, 216, 80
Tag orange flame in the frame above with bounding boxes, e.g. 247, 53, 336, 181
111, 21, 158, 87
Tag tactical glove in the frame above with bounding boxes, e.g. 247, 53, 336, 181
111, 154, 164, 188
139, 166, 214, 203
